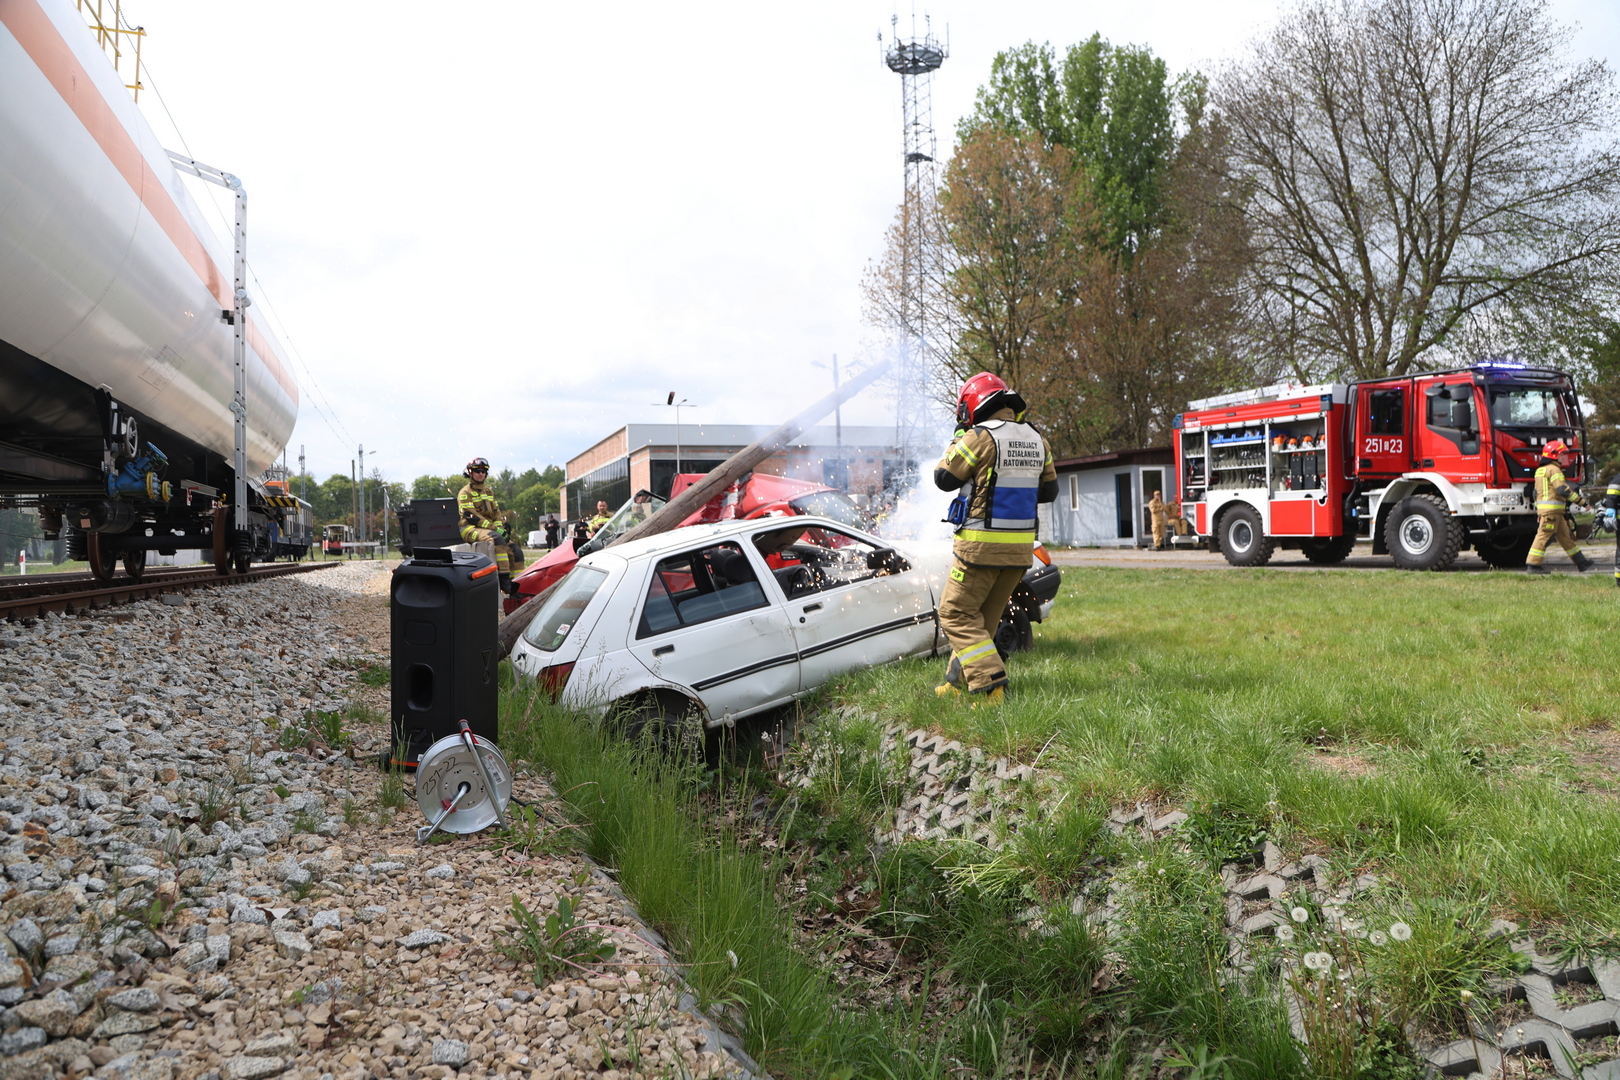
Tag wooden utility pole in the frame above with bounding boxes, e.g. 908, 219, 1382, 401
496, 361, 892, 657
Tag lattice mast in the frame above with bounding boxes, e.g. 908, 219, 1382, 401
883, 13, 947, 486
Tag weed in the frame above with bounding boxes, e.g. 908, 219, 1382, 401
377, 766, 409, 819
274, 784, 292, 799
499, 895, 616, 985
292, 808, 321, 834
196, 779, 235, 828
489, 803, 575, 860
342, 798, 363, 827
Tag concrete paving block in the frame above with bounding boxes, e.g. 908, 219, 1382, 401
1499, 1020, 1579, 1078
1240, 909, 1287, 936
1231, 873, 1286, 901
1425, 1038, 1500, 1078
1549, 1000, 1620, 1040
1262, 841, 1283, 872
1592, 958, 1620, 1000
1150, 810, 1189, 832
1109, 806, 1145, 827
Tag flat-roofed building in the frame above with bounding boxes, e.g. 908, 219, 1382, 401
561, 424, 913, 521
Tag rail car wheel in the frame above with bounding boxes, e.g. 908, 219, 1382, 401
1300, 534, 1358, 565
1384, 494, 1463, 571
85, 532, 118, 582
212, 506, 230, 575
121, 549, 147, 581
1217, 505, 1276, 567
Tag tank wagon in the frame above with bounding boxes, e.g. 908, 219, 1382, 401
0, 0, 300, 579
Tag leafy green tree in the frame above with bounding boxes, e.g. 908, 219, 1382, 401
960, 36, 1188, 259
511, 483, 558, 528
410, 474, 461, 501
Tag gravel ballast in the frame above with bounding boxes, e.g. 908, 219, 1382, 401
0, 562, 747, 1080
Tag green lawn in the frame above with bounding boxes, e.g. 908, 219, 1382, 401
831, 566, 1620, 930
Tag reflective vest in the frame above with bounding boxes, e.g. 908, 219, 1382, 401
952, 419, 1044, 544
1534, 463, 1575, 514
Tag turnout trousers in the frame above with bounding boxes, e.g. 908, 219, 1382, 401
1527, 513, 1581, 566
459, 525, 511, 574
938, 559, 1025, 693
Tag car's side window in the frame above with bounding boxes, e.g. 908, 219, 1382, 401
752, 525, 910, 599
636, 541, 768, 638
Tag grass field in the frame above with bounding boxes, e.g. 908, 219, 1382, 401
834, 566, 1620, 931
498, 565, 1620, 1078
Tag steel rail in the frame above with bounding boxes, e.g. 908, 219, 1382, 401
0, 561, 342, 620
0, 565, 235, 601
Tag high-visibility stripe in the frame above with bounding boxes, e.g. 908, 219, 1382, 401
958, 639, 999, 663
957, 528, 1036, 545
951, 442, 980, 465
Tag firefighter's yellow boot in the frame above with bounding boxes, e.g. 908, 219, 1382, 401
935, 682, 963, 699
935, 655, 965, 698
971, 686, 1005, 709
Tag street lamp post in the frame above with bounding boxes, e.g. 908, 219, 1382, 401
812, 355, 843, 488
651, 392, 696, 495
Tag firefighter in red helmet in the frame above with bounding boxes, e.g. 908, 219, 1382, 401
457, 457, 521, 596
1526, 439, 1593, 574
934, 373, 1057, 703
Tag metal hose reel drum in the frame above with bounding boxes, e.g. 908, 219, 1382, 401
415, 719, 513, 843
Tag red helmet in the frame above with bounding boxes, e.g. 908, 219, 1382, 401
1542, 439, 1575, 461
956, 372, 1026, 427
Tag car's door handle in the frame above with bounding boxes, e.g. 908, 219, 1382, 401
803, 603, 823, 613
652, 645, 674, 657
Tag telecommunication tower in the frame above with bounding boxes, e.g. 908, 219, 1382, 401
883, 13, 947, 487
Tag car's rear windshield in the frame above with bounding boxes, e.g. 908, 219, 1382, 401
521, 566, 609, 652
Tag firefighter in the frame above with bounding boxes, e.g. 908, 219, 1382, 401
934, 372, 1058, 703
1167, 497, 1190, 539
1525, 439, 1594, 575
456, 457, 520, 596
1148, 490, 1168, 550
588, 500, 613, 535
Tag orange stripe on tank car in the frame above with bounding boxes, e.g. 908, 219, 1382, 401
1, 0, 298, 408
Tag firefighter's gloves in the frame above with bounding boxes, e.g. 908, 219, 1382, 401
1597, 508, 1618, 532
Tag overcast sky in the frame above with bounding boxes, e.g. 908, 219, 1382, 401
118, 0, 1620, 488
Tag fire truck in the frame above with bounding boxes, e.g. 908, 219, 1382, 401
1173, 363, 1588, 570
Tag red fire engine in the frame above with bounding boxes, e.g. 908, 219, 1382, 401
1173, 363, 1588, 570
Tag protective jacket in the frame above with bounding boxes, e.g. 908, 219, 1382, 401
457, 481, 503, 531
1602, 474, 1620, 511
1533, 462, 1582, 514
935, 408, 1057, 567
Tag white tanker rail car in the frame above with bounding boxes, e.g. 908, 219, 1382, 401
0, 0, 300, 579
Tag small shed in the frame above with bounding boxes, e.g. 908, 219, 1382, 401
1041, 447, 1181, 548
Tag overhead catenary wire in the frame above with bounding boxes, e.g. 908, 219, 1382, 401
125, 10, 356, 455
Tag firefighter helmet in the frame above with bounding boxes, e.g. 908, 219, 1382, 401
1542, 439, 1572, 461
955, 372, 1027, 428
464, 456, 491, 478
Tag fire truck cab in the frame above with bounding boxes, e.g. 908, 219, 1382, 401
1174, 364, 1587, 571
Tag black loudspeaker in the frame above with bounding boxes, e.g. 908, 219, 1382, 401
388, 548, 499, 769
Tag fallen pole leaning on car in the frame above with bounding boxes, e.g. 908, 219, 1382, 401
495, 359, 893, 658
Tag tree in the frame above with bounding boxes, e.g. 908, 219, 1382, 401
410, 474, 460, 501
866, 37, 1257, 455
961, 37, 1183, 259
1215, 0, 1620, 381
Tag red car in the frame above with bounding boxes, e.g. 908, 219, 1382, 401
505, 473, 1060, 654
505, 473, 865, 614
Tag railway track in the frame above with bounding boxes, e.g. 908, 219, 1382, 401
0, 560, 342, 620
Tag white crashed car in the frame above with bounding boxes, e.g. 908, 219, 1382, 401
509, 516, 945, 730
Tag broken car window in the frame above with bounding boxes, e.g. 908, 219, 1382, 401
636, 542, 767, 638
753, 526, 910, 599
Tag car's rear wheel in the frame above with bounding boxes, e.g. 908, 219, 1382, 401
615, 690, 703, 757
994, 605, 1032, 659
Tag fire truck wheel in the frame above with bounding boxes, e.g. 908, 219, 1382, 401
1300, 534, 1357, 565
1476, 531, 1534, 569
1217, 504, 1276, 567
1384, 493, 1463, 571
